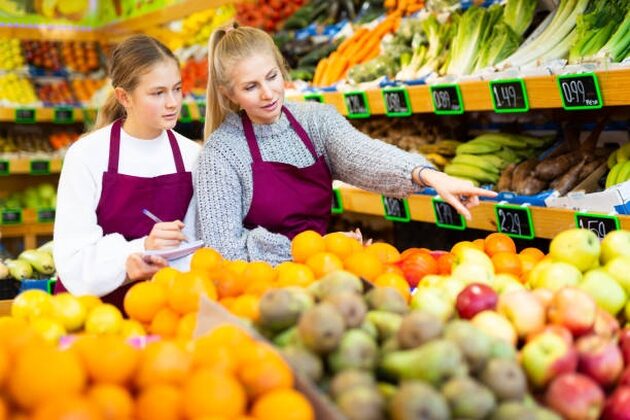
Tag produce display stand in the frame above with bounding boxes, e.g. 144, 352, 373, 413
0, 299, 11, 316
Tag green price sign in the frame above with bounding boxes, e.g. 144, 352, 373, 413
489, 79, 529, 113
304, 93, 324, 103
495, 204, 534, 240
1, 209, 22, 225
53, 107, 74, 124
196, 102, 206, 122
430, 84, 464, 115
331, 188, 343, 214
382, 196, 410, 222
382, 87, 412, 117
0, 160, 9, 176
179, 104, 192, 123
557, 73, 603, 110
575, 212, 619, 240
30, 160, 50, 175
37, 208, 56, 223
15, 108, 36, 123
343, 91, 371, 119
432, 197, 466, 230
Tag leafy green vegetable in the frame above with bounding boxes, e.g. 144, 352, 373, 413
503, 0, 537, 37
595, 7, 630, 62
446, 6, 497, 76
475, 22, 521, 70
569, 0, 626, 63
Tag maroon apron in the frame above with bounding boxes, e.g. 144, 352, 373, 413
55, 120, 193, 310
242, 106, 332, 240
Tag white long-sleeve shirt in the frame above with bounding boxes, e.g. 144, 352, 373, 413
53, 123, 200, 296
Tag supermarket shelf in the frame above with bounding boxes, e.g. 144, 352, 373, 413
0, 107, 96, 123
0, 222, 54, 250
103, 0, 251, 34
337, 187, 630, 240
1, 159, 63, 175
0, 26, 101, 42
292, 68, 630, 115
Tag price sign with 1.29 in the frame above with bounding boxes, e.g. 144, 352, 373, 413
429, 84, 464, 115
382, 196, 410, 222
557, 73, 603, 110
489, 79, 529, 113
432, 197, 466, 230
575, 213, 619, 240
495, 203, 534, 240
343, 91, 371, 119
382, 87, 412, 117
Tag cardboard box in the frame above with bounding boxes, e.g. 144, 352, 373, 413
545, 179, 630, 214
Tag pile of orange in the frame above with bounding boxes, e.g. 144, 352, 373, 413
0, 318, 314, 419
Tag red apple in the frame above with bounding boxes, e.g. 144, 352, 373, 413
497, 289, 546, 338
546, 373, 605, 420
455, 283, 498, 320
619, 327, 630, 365
603, 386, 630, 420
532, 287, 554, 310
593, 308, 621, 339
526, 324, 574, 345
576, 334, 624, 388
548, 287, 597, 336
521, 330, 578, 388
619, 366, 630, 387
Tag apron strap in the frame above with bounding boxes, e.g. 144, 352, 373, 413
108, 119, 123, 173
167, 129, 186, 173
241, 112, 263, 163
282, 106, 318, 160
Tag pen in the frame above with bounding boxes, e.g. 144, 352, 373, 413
142, 208, 189, 242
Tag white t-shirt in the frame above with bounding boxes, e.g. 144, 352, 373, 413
53, 122, 201, 296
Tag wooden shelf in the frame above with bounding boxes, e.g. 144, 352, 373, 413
1, 222, 53, 250
337, 187, 630, 240
0, 26, 101, 42
1, 159, 63, 175
0, 107, 96, 123
291, 68, 630, 115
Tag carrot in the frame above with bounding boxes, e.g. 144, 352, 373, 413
313, 58, 329, 86
328, 55, 349, 83
337, 28, 368, 55
320, 52, 339, 86
384, 0, 396, 8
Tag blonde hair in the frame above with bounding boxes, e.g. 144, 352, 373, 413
204, 24, 290, 139
94, 34, 179, 129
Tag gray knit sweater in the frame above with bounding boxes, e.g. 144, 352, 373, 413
195, 101, 431, 264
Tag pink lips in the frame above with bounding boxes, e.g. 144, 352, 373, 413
263, 100, 278, 110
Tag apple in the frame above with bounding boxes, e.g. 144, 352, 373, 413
593, 308, 621, 339
579, 269, 627, 315
493, 273, 526, 294
451, 246, 494, 273
527, 257, 553, 288
549, 228, 600, 272
521, 331, 578, 388
604, 256, 630, 294
602, 386, 630, 420
417, 274, 445, 289
437, 276, 467, 302
497, 290, 546, 338
471, 310, 517, 347
619, 327, 630, 365
455, 283, 498, 320
576, 334, 624, 388
410, 287, 454, 322
451, 262, 494, 287
530, 261, 582, 291
601, 230, 630, 264
548, 287, 597, 336
619, 366, 630, 387
545, 373, 604, 420
532, 288, 554, 311
526, 324, 574, 346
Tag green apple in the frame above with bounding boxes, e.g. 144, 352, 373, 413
417, 274, 446, 289
471, 310, 517, 347
531, 262, 582, 291
451, 262, 494, 287
604, 256, 630, 294
494, 273, 526, 295
526, 257, 553, 287
521, 331, 578, 388
601, 230, 630, 264
438, 276, 467, 302
410, 287, 454, 322
579, 269, 627, 315
452, 247, 494, 273
549, 229, 600, 272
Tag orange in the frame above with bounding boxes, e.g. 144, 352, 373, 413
450, 241, 478, 255
190, 247, 224, 274
484, 232, 516, 256
373, 272, 411, 302
219, 297, 237, 310
149, 306, 181, 338
226, 259, 248, 276
365, 242, 401, 264
135, 341, 192, 389
183, 369, 246, 418
119, 319, 146, 339
32, 396, 101, 420
242, 261, 276, 285
291, 230, 325, 263
72, 335, 139, 386
437, 252, 455, 275
400, 247, 431, 260
212, 267, 248, 299
78, 295, 103, 313
399, 252, 438, 288
168, 270, 218, 315
472, 238, 486, 251
323, 232, 356, 260
344, 251, 383, 282
197, 324, 253, 351
123, 281, 167, 324
276, 262, 315, 287
251, 389, 314, 420
518, 253, 540, 283
176, 312, 198, 340
238, 345, 293, 398
9, 345, 86, 410
230, 294, 261, 322
305, 252, 343, 278
244, 278, 275, 296
88, 383, 134, 420
382, 263, 405, 277
492, 251, 522, 277
0, 397, 6, 420
135, 384, 183, 420
0, 345, 8, 388
520, 247, 545, 261
0, 317, 44, 359
192, 340, 237, 374
151, 267, 181, 289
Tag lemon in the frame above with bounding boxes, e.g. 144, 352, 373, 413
11, 290, 53, 321
30, 317, 66, 343
85, 304, 123, 335
51, 293, 87, 332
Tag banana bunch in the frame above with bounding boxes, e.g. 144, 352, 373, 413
418, 140, 463, 170
605, 143, 630, 188
2, 241, 55, 281
444, 133, 552, 187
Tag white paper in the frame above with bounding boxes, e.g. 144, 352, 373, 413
143, 240, 204, 261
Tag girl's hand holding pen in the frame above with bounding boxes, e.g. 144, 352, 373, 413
142, 209, 187, 250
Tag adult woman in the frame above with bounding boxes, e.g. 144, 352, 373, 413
196, 25, 496, 265
53, 35, 200, 307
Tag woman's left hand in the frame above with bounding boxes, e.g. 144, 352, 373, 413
417, 168, 498, 220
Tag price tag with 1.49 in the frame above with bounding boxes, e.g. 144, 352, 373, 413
495, 204, 534, 240
575, 213, 619, 240
489, 79, 529, 113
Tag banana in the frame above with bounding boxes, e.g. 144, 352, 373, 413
37, 240, 54, 255
452, 154, 501, 174
618, 143, 630, 161
18, 249, 55, 275
514, 134, 554, 148
0, 261, 9, 279
424, 153, 449, 168
456, 140, 502, 155
616, 160, 630, 185
472, 133, 529, 149
444, 163, 499, 184
475, 154, 509, 169
608, 150, 618, 169
606, 162, 625, 188
5, 259, 32, 280
494, 147, 520, 163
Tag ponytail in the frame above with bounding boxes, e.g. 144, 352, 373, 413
94, 91, 126, 129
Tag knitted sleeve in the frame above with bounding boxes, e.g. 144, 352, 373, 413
194, 145, 292, 264
315, 104, 433, 198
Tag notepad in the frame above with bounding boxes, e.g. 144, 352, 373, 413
143, 240, 205, 261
